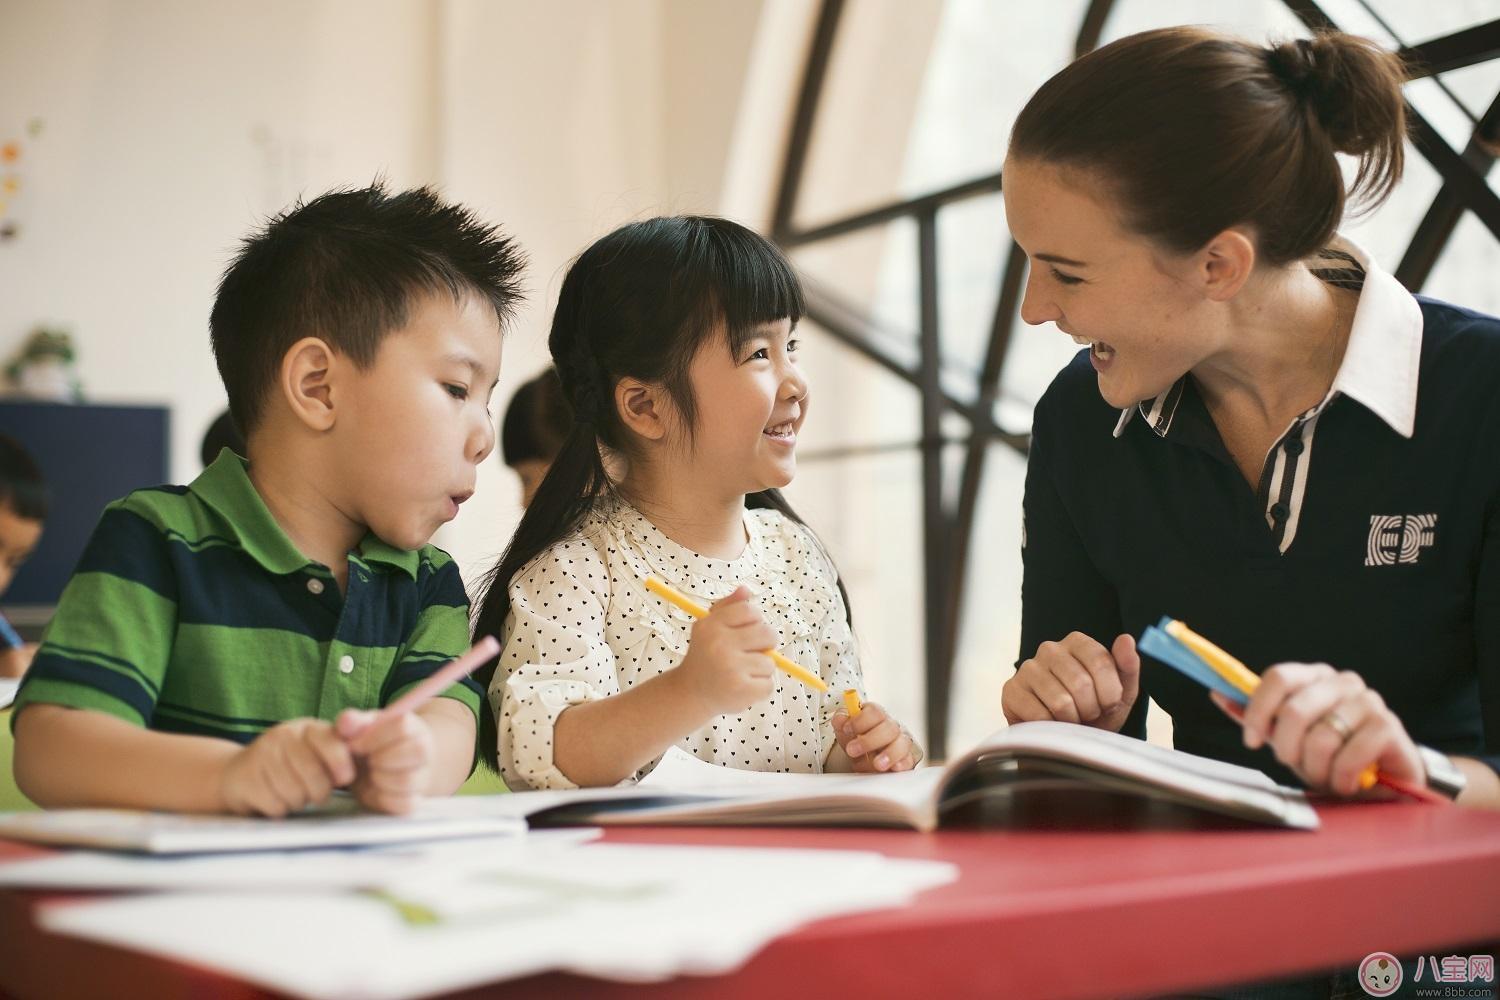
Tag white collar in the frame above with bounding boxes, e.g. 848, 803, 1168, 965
1112, 235, 1423, 440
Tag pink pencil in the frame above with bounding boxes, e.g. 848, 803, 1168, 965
340, 636, 500, 745
379, 635, 500, 721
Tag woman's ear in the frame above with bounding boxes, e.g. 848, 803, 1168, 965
279, 337, 339, 432
1199, 228, 1257, 302
614, 377, 670, 442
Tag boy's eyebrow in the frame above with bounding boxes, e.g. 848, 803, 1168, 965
1034, 252, 1088, 267
442, 352, 489, 380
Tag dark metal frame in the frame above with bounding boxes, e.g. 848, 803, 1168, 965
771, 0, 1500, 758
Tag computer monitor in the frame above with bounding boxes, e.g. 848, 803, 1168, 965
0, 400, 170, 636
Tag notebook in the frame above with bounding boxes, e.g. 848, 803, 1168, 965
0, 795, 527, 854
511, 720, 1319, 831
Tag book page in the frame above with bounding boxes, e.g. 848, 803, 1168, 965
952, 721, 1317, 829
512, 747, 947, 828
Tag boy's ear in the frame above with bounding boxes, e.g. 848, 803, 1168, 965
1198, 227, 1257, 303
279, 337, 339, 432
614, 377, 669, 442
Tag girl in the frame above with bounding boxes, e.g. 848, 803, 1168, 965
474, 216, 920, 789
1001, 26, 1500, 812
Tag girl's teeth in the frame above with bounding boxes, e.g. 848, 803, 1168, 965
1092, 342, 1115, 360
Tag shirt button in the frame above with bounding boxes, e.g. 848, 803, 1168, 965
306, 578, 325, 595
339, 655, 355, 675
1284, 438, 1305, 456
1270, 503, 1290, 522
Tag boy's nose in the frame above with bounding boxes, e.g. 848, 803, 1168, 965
471, 416, 496, 465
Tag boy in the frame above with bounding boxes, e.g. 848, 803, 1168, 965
0, 433, 47, 679
12, 184, 525, 815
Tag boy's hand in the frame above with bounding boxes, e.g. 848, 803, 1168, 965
673, 586, 777, 715
833, 702, 922, 773
336, 709, 435, 815
219, 719, 356, 817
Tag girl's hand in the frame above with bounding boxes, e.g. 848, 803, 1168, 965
1218, 662, 1424, 797
833, 702, 922, 772
336, 709, 436, 815
674, 586, 777, 715
1002, 632, 1140, 732
219, 718, 355, 817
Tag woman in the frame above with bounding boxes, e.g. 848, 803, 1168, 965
1001, 25, 1499, 812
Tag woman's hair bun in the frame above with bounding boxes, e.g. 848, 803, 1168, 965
1265, 31, 1408, 191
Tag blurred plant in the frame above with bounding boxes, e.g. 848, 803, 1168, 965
4, 326, 81, 401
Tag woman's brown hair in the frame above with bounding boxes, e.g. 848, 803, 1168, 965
1008, 26, 1409, 266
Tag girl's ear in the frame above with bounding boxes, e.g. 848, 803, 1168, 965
615, 377, 670, 442
280, 337, 339, 432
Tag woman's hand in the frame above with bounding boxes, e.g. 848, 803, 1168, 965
1221, 662, 1424, 796
1002, 632, 1140, 732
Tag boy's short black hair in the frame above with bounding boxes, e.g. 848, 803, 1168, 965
210, 182, 526, 434
501, 367, 572, 467
199, 408, 246, 468
0, 433, 47, 521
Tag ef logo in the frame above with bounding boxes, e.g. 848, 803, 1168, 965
1365, 514, 1437, 566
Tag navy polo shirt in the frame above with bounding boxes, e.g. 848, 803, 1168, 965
1019, 239, 1500, 785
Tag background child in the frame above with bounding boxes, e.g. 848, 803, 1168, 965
13, 184, 525, 816
500, 367, 570, 508
474, 216, 919, 789
0, 433, 47, 679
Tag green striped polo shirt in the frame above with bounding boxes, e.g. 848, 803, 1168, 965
13, 450, 482, 745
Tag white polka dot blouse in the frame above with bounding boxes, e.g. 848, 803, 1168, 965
489, 499, 865, 790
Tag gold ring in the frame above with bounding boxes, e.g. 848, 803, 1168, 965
1320, 710, 1354, 742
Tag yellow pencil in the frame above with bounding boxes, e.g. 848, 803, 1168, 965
643, 576, 830, 692
1166, 619, 1379, 791
842, 689, 862, 718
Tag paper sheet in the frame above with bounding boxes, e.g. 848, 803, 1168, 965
0, 829, 600, 891
40, 841, 957, 998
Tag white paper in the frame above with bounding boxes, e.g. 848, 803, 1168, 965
41, 841, 957, 999
0, 829, 600, 891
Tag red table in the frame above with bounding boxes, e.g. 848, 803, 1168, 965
2, 799, 1498, 1000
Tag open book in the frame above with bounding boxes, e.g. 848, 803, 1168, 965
514, 721, 1319, 831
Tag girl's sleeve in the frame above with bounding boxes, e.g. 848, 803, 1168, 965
490, 535, 620, 791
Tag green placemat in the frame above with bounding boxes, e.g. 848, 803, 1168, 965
0, 710, 35, 812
